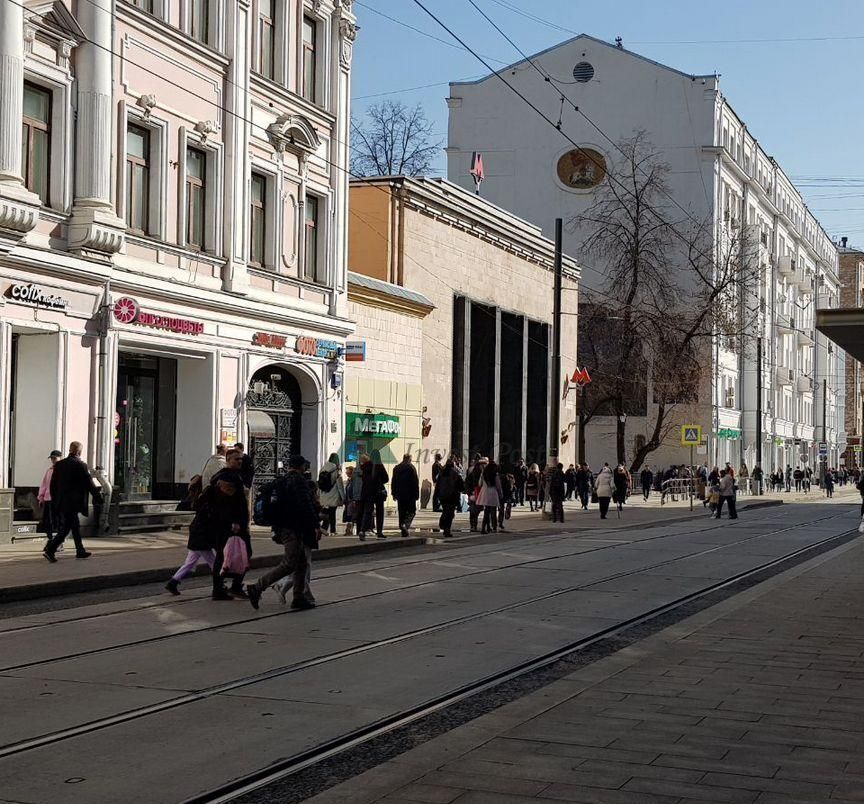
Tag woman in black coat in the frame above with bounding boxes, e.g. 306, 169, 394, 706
360, 449, 389, 539
203, 453, 250, 600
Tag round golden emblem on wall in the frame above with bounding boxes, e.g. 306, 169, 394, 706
556, 148, 607, 190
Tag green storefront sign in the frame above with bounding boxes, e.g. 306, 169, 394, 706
346, 412, 401, 438
716, 428, 741, 440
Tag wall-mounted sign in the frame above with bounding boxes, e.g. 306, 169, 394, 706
716, 428, 741, 440
346, 412, 401, 438
5, 283, 69, 310
253, 332, 287, 349
344, 341, 366, 362
113, 297, 204, 335
295, 336, 340, 359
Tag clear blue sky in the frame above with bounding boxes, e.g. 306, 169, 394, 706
351, 0, 864, 244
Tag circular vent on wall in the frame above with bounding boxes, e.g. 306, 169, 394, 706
572, 61, 594, 82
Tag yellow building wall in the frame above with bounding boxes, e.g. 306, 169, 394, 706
348, 184, 392, 282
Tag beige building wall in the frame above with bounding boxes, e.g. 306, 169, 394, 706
343, 286, 430, 501
349, 178, 580, 483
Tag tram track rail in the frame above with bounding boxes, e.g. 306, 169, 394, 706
191, 523, 862, 804
0, 505, 837, 676
0, 510, 855, 771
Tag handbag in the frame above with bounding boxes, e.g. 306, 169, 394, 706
591, 491, 598, 504
709, 492, 720, 505
221, 534, 249, 575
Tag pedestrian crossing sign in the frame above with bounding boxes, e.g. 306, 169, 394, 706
681, 425, 702, 446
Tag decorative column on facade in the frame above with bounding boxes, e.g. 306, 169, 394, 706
0, 0, 41, 248
222, 0, 252, 294
330, 0, 357, 317
68, 0, 125, 257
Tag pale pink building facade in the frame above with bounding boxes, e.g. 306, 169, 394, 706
0, 0, 356, 526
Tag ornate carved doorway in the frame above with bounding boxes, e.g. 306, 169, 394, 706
246, 366, 302, 492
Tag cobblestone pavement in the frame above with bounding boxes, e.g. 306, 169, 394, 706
304, 534, 864, 804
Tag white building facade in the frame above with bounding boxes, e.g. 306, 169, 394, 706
0, 0, 357, 523
447, 35, 844, 473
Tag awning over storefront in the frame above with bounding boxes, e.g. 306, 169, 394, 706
247, 410, 275, 438
817, 308, 864, 361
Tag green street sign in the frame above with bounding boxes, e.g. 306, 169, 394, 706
345, 412, 401, 438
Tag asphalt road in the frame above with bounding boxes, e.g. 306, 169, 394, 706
0, 502, 858, 804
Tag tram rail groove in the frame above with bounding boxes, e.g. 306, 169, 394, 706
186, 525, 860, 804
0, 507, 841, 680
0, 513, 854, 766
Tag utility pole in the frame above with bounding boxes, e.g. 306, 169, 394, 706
548, 218, 563, 464
822, 377, 828, 484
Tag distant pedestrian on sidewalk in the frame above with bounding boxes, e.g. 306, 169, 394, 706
576, 464, 592, 510
613, 464, 629, 512
785, 465, 792, 492
38, 450, 62, 542
824, 470, 835, 498
431, 454, 444, 512
525, 463, 541, 512
435, 459, 463, 537
793, 466, 803, 492
201, 444, 227, 487
43, 442, 101, 562
477, 460, 502, 534
549, 463, 566, 523
166, 481, 216, 595
640, 465, 654, 500
514, 458, 527, 506
751, 464, 764, 495
564, 464, 577, 501
466, 455, 485, 531
317, 453, 345, 535
498, 471, 514, 530
714, 469, 738, 519
343, 465, 361, 536
391, 453, 420, 537
247, 454, 319, 611
594, 464, 614, 519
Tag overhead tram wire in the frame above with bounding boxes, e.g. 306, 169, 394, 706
411, 0, 729, 275
353, 1, 510, 65
11, 0, 592, 386
465, 0, 718, 234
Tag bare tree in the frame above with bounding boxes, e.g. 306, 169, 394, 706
574, 133, 759, 472
350, 101, 442, 177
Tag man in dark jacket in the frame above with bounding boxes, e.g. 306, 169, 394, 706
640, 466, 654, 500
549, 463, 566, 523
247, 454, 320, 610
43, 442, 100, 562
514, 458, 528, 506
430, 453, 443, 512
434, 460, 463, 538
465, 456, 485, 532
564, 465, 577, 500
391, 453, 420, 537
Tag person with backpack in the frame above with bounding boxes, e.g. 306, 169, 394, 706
247, 454, 320, 610
391, 453, 420, 537
316, 453, 345, 536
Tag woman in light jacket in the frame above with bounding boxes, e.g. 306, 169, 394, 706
525, 464, 541, 511
594, 463, 615, 520
317, 452, 345, 536
476, 460, 503, 534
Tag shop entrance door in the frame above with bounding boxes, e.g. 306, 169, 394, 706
114, 354, 177, 500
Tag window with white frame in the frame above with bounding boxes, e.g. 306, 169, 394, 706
302, 14, 317, 103
22, 82, 51, 204
249, 172, 267, 267
129, 0, 154, 11
185, 146, 207, 249
304, 193, 324, 283
190, 0, 210, 43
258, 0, 276, 79
125, 124, 150, 234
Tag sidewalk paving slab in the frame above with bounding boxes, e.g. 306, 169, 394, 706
301, 532, 864, 804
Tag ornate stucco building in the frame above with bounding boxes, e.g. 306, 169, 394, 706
0, 0, 357, 530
